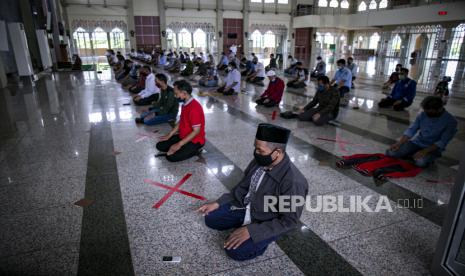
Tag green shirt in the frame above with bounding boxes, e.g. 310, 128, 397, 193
152, 86, 179, 116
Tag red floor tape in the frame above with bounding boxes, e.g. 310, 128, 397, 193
144, 173, 206, 209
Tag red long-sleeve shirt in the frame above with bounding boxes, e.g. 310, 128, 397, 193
260, 77, 285, 103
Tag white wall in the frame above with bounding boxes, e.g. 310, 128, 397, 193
248, 12, 291, 31
165, 9, 217, 27
134, 0, 159, 16
66, 5, 127, 23
223, 11, 243, 19
294, 1, 465, 29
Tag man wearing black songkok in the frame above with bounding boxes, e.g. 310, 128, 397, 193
197, 123, 308, 261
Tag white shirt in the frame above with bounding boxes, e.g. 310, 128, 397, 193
225, 69, 241, 92
138, 73, 160, 98
230, 45, 237, 55
255, 62, 265, 78
243, 169, 266, 226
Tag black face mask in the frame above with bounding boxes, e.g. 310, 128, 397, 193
425, 111, 442, 118
254, 149, 276, 167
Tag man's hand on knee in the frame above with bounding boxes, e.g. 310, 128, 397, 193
224, 226, 250, 250
197, 202, 219, 216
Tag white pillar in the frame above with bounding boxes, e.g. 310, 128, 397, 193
216, 0, 224, 60
126, 0, 137, 49
158, 0, 167, 50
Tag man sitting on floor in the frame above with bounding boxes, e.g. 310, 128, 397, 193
246, 58, 265, 86
181, 59, 194, 76
265, 54, 277, 72
386, 96, 457, 168
382, 64, 403, 92
310, 56, 326, 78
199, 64, 219, 87
297, 76, 340, 126
217, 52, 229, 71
287, 62, 309, 89
72, 54, 82, 71
197, 123, 308, 261
218, 61, 241, 95
135, 73, 178, 126
128, 66, 147, 94
284, 55, 298, 75
156, 80, 205, 162
378, 68, 416, 111
330, 59, 352, 107
133, 66, 160, 106
255, 70, 284, 107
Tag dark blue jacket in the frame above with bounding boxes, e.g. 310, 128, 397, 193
389, 78, 417, 104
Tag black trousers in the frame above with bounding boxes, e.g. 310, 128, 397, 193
156, 135, 203, 162
134, 93, 159, 106
255, 97, 278, 107
218, 86, 236, 95
287, 80, 306, 88
378, 97, 411, 111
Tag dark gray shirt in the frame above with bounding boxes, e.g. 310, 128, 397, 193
217, 155, 308, 243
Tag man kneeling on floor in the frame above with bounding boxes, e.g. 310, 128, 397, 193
218, 61, 241, 95
197, 123, 308, 261
255, 70, 285, 107
135, 73, 178, 125
386, 96, 457, 167
156, 80, 206, 162
378, 68, 416, 111
297, 76, 340, 125
133, 66, 160, 106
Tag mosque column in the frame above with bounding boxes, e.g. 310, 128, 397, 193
216, 0, 224, 59
376, 31, 390, 75
347, 30, 355, 56
289, 0, 297, 58
158, 0, 167, 50
453, 34, 465, 84
19, 0, 42, 70
126, 0, 137, 50
399, 33, 410, 66
61, 3, 75, 55
432, 28, 453, 80
49, 0, 64, 68
242, 0, 250, 55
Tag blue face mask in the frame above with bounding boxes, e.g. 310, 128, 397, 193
177, 98, 185, 103
317, 84, 325, 91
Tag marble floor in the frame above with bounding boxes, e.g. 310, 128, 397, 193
0, 65, 463, 275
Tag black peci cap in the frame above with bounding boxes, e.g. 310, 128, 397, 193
255, 123, 291, 144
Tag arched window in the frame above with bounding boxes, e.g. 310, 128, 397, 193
340, 0, 350, 9
318, 0, 328, 7
379, 0, 388, 8
369, 32, 380, 49
193, 29, 206, 51
166, 29, 177, 49
110, 27, 125, 50
92, 27, 108, 49
329, 0, 339, 8
264, 31, 276, 48
358, 1, 367, 11
391, 34, 401, 51
178, 28, 192, 48
73, 27, 92, 58
251, 30, 262, 49
324, 32, 334, 45
369, 0, 377, 9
